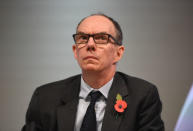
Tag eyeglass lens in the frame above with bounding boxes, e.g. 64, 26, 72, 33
74, 34, 109, 44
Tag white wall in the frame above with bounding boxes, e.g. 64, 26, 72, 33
0, 0, 193, 131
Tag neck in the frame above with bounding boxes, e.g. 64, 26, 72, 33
82, 68, 116, 89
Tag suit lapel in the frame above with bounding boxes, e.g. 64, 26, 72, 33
57, 99, 78, 131
102, 72, 129, 131
57, 76, 81, 131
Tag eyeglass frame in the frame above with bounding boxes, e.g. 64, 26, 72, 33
72, 33, 122, 46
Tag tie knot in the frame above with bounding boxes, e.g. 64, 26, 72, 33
89, 91, 102, 103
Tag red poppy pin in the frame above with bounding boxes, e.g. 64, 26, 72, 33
114, 93, 127, 113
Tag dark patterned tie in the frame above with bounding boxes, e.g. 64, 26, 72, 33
80, 91, 102, 131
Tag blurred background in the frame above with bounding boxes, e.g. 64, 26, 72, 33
0, 0, 193, 131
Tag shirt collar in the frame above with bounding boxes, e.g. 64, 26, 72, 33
79, 75, 113, 99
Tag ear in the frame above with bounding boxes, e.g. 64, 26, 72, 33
72, 44, 78, 60
114, 45, 125, 63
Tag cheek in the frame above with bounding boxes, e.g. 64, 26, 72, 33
74, 50, 82, 64
76, 49, 83, 59
107, 48, 116, 57
108, 49, 118, 63
76, 50, 88, 65
101, 50, 116, 63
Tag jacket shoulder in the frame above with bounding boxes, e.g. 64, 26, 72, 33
115, 71, 157, 94
116, 72, 156, 87
34, 74, 81, 96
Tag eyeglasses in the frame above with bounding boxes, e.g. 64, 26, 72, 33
72, 33, 121, 46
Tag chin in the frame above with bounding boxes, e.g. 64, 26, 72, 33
84, 67, 98, 71
81, 65, 100, 72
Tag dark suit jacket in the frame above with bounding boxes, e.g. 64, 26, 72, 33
22, 72, 164, 131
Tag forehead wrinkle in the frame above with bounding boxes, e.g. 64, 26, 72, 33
77, 25, 115, 37
77, 31, 109, 35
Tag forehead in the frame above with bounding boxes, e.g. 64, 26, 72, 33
77, 15, 116, 36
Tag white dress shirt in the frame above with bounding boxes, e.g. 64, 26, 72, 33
74, 76, 113, 131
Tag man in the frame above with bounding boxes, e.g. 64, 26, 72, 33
22, 13, 164, 131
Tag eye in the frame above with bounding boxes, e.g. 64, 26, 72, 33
78, 35, 88, 40
94, 34, 108, 40
74, 34, 89, 44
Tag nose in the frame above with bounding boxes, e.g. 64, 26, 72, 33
86, 36, 96, 51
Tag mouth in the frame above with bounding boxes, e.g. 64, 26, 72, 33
83, 56, 98, 60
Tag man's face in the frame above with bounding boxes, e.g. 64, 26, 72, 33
73, 15, 124, 73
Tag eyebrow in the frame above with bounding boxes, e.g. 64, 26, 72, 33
76, 31, 109, 35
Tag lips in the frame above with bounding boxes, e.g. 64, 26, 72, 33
83, 56, 98, 60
